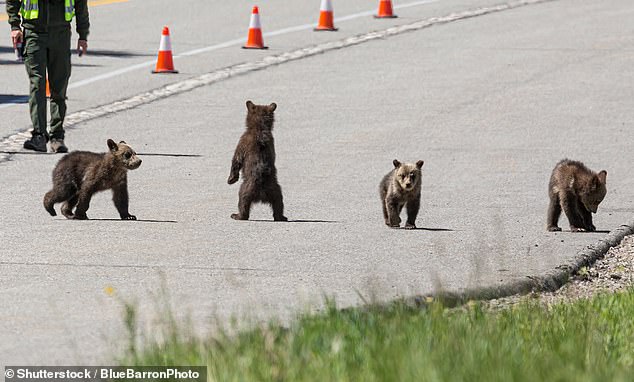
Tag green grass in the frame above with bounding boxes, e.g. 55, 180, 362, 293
118, 290, 634, 381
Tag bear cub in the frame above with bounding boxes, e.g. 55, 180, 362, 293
547, 159, 607, 232
380, 159, 424, 229
228, 100, 287, 221
43, 139, 142, 220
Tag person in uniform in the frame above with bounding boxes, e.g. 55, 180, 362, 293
6, 0, 90, 153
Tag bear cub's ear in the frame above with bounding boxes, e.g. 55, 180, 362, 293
107, 139, 118, 152
416, 160, 424, 169
393, 159, 401, 169
246, 100, 254, 111
268, 103, 277, 112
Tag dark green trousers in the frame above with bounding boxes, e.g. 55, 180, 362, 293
24, 27, 71, 140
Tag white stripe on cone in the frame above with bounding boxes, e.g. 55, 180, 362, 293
159, 34, 172, 52
249, 12, 262, 29
320, 0, 333, 12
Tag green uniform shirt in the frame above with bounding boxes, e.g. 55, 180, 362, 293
6, 0, 90, 40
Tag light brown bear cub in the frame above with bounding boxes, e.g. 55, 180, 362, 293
547, 159, 607, 232
380, 159, 424, 229
43, 139, 142, 220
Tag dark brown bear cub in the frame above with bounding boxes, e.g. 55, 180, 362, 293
228, 100, 287, 221
43, 139, 142, 220
547, 159, 607, 232
380, 159, 424, 229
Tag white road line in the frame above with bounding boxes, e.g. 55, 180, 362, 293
68, 61, 157, 89
0, 0, 549, 156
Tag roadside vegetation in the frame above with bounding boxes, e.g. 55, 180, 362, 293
118, 288, 634, 381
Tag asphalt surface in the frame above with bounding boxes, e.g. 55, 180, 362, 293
1, 0, 634, 366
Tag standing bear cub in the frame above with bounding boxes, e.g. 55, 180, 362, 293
228, 101, 287, 221
380, 159, 424, 229
547, 159, 607, 232
43, 139, 142, 220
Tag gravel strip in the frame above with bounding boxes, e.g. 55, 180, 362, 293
485, 234, 634, 310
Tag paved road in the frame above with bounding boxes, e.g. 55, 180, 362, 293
0, 0, 495, 136
1, 0, 633, 366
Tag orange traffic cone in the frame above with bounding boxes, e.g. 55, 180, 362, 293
152, 26, 178, 73
242, 6, 268, 49
314, 0, 337, 31
375, 0, 397, 18
45, 76, 50, 98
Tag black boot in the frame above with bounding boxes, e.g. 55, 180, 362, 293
23, 134, 48, 152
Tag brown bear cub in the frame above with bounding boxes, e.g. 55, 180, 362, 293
547, 159, 607, 232
380, 159, 424, 229
43, 139, 142, 220
227, 101, 287, 221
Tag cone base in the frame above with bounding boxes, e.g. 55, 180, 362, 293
152, 69, 179, 74
374, 15, 398, 18
242, 45, 269, 50
314, 27, 338, 31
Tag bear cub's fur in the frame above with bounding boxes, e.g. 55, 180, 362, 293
380, 159, 424, 229
228, 100, 287, 221
43, 139, 142, 220
547, 159, 607, 232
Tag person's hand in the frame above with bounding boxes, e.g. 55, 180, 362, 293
11, 29, 23, 45
77, 39, 88, 56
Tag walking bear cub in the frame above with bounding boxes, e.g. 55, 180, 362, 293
547, 159, 607, 232
43, 139, 142, 220
380, 159, 424, 229
228, 100, 287, 221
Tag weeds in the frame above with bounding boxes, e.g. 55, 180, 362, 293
117, 289, 634, 381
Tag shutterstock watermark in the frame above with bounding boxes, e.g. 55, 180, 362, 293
4, 366, 206, 381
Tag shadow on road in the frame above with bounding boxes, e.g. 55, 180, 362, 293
0, 59, 23, 66
402, 227, 456, 232
289, 219, 340, 223
551, 230, 611, 234
84, 49, 153, 58
72, 63, 103, 68
137, 152, 203, 158
62, 218, 178, 223
0, 151, 54, 155
246, 219, 340, 223
0, 151, 203, 158
0, 94, 28, 104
